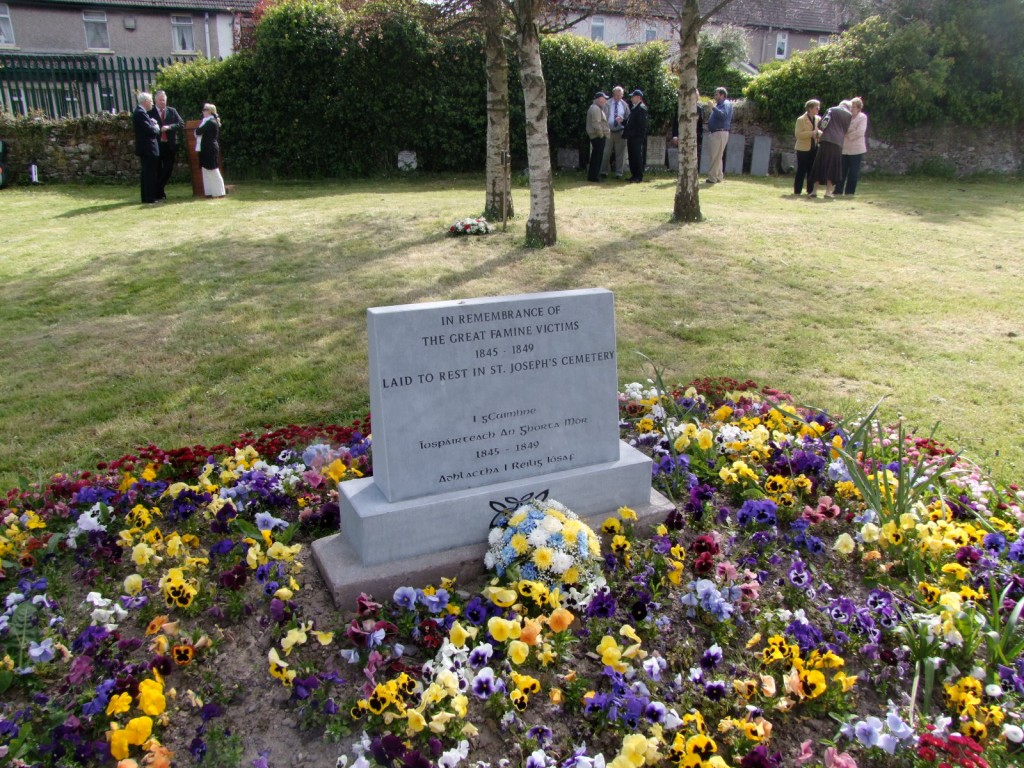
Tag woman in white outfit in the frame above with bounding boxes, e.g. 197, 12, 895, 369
195, 103, 226, 198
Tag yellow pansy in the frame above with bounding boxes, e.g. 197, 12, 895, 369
106, 691, 133, 716
487, 616, 521, 642
266, 541, 301, 562
507, 640, 530, 665
833, 533, 856, 555
137, 678, 166, 716
281, 621, 313, 655
482, 585, 518, 608
123, 574, 143, 596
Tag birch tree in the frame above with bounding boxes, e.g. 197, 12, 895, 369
510, 0, 556, 246
480, 0, 514, 221
661, 0, 739, 222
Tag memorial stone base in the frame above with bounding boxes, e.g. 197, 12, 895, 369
312, 441, 672, 607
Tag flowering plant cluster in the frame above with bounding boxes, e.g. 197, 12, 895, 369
0, 423, 370, 766
447, 218, 493, 236
5, 378, 1024, 768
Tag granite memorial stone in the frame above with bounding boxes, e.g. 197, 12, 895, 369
318, 289, 660, 573
751, 136, 772, 176
725, 134, 745, 174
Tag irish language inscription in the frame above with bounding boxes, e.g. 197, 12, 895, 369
367, 289, 621, 502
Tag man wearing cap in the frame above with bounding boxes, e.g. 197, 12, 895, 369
601, 86, 630, 179
586, 91, 611, 182
622, 89, 649, 183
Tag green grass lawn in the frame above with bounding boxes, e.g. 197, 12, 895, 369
1, 173, 1022, 488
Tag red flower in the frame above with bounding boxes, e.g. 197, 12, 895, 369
693, 551, 715, 574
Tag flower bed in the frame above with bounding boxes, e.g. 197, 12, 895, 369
2, 381, 1024, 768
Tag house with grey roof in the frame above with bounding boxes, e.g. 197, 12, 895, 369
0, 0, 256, 59
1, 0, 256, 115
564, 0, 852, 68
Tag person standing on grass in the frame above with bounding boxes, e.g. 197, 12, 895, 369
793, 99, 821, 197
809, 99, 852, 199
148, 90, 185, 202
586, 91, 611, 183
705, 87, 733, 184
837, 97, 868, 196
132, 92, 161, 205
195, 103, 226, 198
622, 89, 648, 183
601, 86, 630, 179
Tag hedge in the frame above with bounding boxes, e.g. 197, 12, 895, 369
156, 0, 677, 178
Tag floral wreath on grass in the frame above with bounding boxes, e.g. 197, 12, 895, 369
447, 217, 492, 236
484, 497, 604, 612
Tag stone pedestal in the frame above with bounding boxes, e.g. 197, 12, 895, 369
313, 485, 674, 608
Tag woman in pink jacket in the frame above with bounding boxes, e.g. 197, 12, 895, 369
837, 97, 867, 196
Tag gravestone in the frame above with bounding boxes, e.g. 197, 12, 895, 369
667, 147, 678, 172
699, 138, 710, 174
751, 136, 772, 176
397, 151, 417, 171
313, 289, 670, 606
725, 134, 745, 175
645, 136, 666, 169
557, 148, 580, 170
780, 152, 797, 173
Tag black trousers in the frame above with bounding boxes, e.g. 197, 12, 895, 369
795, 146, 818, 194
588, 137, 606, 181
139, 154, 160, 203
837, 154, 864, 195
156, 144, 177, 199
626, 136, 645, 181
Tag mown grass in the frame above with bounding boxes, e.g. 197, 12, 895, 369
1, 173, 1022, 488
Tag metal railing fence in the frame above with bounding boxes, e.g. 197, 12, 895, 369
1, 53, 198, 118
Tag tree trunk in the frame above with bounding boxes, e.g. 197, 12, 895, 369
482, 0, 513, 221
673, 1, 703, 223
513, 0, 556, 247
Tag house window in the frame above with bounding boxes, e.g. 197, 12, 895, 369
0, 3, 15, 46
83, 10, 109, 50
819, 35, 830, 45
171, 15, 194, 52
645, 27, 657, 43
775, 31, 788, 59
591, 16, 604, 42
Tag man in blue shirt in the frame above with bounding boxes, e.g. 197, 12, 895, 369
705, 87, 733, 184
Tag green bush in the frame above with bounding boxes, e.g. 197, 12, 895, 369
696, 26, 751, 96
745, 7, 1024, 133
156, 0, 677, 178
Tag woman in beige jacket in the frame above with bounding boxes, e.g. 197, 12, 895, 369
793, 99, 821, 196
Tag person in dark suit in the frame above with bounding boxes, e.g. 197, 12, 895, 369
195, 103, 226, 198
622, 89, 649, 183
132, 92, 161, 205
148, 90, 185, 201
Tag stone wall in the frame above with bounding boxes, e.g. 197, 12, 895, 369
0, 112, 187, 185
2, 106, 1021, 185
725, 101, 1024, 177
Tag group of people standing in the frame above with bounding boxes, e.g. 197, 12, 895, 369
586, 86, 649, 183
794, 97, 868, 198
131, 90, 226, 205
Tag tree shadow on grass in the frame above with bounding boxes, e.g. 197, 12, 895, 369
55, 200, 141, 217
